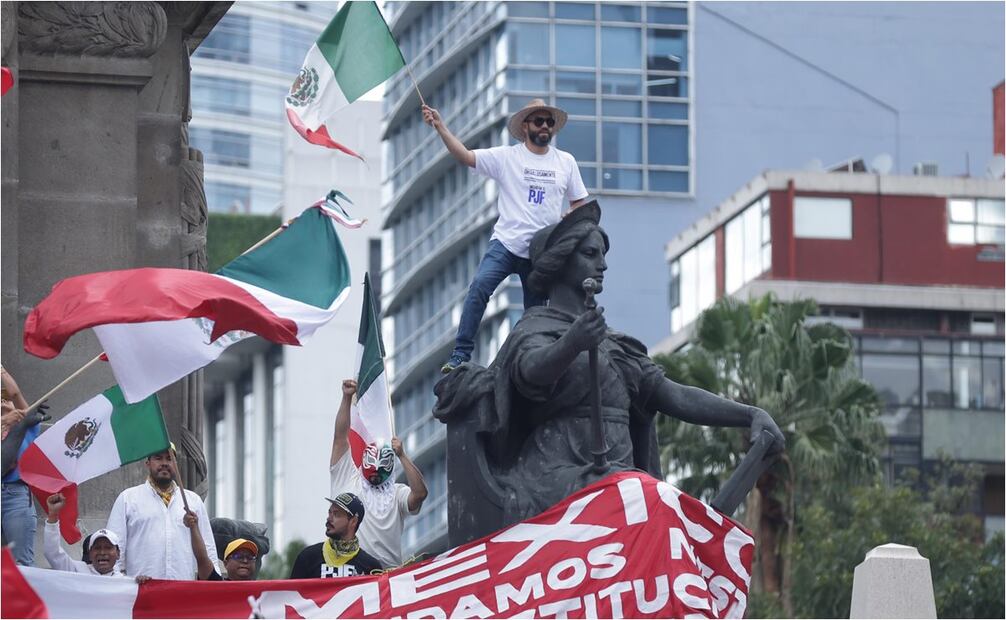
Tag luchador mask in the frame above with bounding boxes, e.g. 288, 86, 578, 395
361, 443, 395, 486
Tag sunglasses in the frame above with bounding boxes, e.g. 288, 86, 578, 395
526, 116, 556, 128
228, 552, 256, 563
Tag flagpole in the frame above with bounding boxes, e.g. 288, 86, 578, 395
405, 62, 426, 108
170, 444, 193, 514
25, 353, 103, 414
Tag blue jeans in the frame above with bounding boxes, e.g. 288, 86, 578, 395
453, 239, 546, 360
2, 481, 37, 566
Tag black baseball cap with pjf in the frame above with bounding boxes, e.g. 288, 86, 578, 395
326, 492, 365, 523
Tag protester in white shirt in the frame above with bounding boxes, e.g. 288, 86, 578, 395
43, 493, 130, 578
422, 98, 589, 373
105, 448, 219, 579
329, 379, 427, 568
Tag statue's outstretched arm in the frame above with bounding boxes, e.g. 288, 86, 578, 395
651, 380, 785, 453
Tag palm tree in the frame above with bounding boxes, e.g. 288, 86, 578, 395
654, 294, 885, 615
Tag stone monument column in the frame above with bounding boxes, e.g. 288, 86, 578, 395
1, 1, 228, 558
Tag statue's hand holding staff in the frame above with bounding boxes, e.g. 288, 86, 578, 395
566, 306, 607, 353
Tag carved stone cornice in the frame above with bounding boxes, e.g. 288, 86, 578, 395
18, 2, 167, 58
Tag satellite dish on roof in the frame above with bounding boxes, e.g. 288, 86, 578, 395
870, 153, 893, 175
986, 155, 1005, 179
804, 158, 824, 172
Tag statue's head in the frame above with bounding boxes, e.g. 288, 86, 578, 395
528, 201, 609, 297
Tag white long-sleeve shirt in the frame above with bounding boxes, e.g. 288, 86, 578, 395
105, 482, 219, 580
43, 522, 126, 577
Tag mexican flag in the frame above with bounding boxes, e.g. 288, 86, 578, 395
24, 204, 352, 404
348, 272, 394, 465
18, 386, 168, 544
285, 0, 405, 158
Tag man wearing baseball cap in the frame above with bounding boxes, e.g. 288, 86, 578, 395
423, 97, 589, 373
289, 492, 382, 579
44, 492, 125, 577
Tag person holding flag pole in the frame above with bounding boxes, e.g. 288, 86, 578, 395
329, 273, 428, 569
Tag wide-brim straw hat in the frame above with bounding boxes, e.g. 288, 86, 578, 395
507, 98, 568, 142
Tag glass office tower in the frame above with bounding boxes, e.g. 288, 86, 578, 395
381, 1, 693, 556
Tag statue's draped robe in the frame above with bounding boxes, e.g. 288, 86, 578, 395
434, 306, 665, 525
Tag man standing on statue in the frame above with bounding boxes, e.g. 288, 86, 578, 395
422, 98, 589, 373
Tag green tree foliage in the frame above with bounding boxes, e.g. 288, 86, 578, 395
790, 460, 1004, 619
257, 538, 306, 580
654, 294, 885, 614
207, 213, 282, 273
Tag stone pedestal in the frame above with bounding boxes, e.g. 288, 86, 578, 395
1, 0, 229, 562
849, 543, 938, 619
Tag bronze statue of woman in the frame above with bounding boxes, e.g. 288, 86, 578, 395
434, 201, 784, 540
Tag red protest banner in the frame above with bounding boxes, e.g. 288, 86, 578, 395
130, 471, 753, 619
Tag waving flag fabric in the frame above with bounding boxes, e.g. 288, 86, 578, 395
24, 205, 351, 403
18, 386, 168, 544
348, 273, 394, 465
285, 0, 404, 158
18, 472, 754, 618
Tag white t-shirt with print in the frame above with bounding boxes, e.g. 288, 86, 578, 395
330, 451, 415, 568
473, 143, 588, 258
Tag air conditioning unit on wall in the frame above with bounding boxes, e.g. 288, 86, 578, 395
912, 162, 939, 176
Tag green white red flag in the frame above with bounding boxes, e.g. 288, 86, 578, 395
285, 0, 405, 158
349, 273, 394, 465
18, 386, 168, 543
24, 204, 352, 404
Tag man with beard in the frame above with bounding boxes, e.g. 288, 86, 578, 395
289, 493, 382, 579
422, 98, 589, 373
329, 379, 427, 568
106, 447, 219, 579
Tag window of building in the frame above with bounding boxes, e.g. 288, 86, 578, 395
647, 75, 687, 97
805, 307, 864, 330
556, 70, 596, 94
947, 198, 1005, 245
648, 6, 688, 25
198, 14, 250, 64
205, 182, 251, 213
725, 196, 771, 294
647, 124, 687, 166
507, 68, 550, 91
507, 1, 547, 18
601, 167, 642, 190
649, 170, 688, 193
647, 28, 687, 71
794, 196, 852, 239
602, 98, 642, 118
601, 27, 641, 69
555, 24, 595, 67
601, 122, 642, 164
971, 313, 997, 335
601, 4, 641, 22
556, 2, 594, 20
507, 22, 549, 66
191, 76, 250, 117
649, 101, 688, 120
189, 128, 251, 168
557, 96, 596, 116
560, 119, 596, 162
670, 234, 715, 332
600, 72, 642, 96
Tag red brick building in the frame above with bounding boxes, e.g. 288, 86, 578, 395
657, 168, 1005, 536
